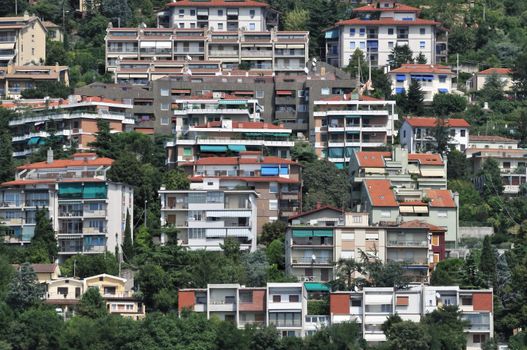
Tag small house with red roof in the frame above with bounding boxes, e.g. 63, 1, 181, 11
469, 67, 513, 92
323, 0, 448, 69
400, 116, 470, 153
313, 92, 398, 168
388, 64, 454, 101
0, 151, 134, 261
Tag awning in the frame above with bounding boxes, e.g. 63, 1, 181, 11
395, 87, 405, 94
0, 43, 15, 50
218, 100, 247, 105
207, 210, 252, 217
365, 315, 390, 324
399, 206, 414, 213
438, 88, 449, 93
83, 183, 107, 199
396, 74, 406, 82
328, 148, 344, 158
313, 229, 334, 237
411, 74, 434, 81
228, 145, 246, 152
291, 228, 334, 237
261, 165, 279, 176
156, 42, 171, 48
335, 163, 345, 170
27, 137, 40, 145
233, 91, 254, 95
292, 229, 313, 237
58, 184, 83, 198
172, 89, 190, 94
413, 206, 429, 213
438, 75, 448, 79
276, 90, 293, 96
200, 145, 228, 152
420, 169, 445, 177
304, 282, 330, 292
139, 41, 156, 48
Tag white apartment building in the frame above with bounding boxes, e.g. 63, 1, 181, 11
330, 286, 494, 349
0, 152, 134, 261
267, 283, 308, 337
159, 178, 258, 251
400, 116, 470, 153
324, 0, 447, 69
158, 0, 274, 31
468, 135, 519, 150
313, 92, 398, 168
388, 64, 454, 102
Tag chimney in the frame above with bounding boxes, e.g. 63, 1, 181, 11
316, 202, 321, 209
46, 148, 54, 164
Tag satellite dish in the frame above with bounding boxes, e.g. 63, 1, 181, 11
313, 57, 317, 63
186, 55, 192, 61
303, 67, 309, 74
311, 61, 316, 67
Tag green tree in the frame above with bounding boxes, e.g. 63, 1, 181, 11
0, 256, 15, 300
389, 45, 414, 69
407, 80, 424, 115
291, 141, 317, 163
163, 168, 190, 190
512, 50, 527, 98
242, 250, 269, 287
304, 321, 364, 350
302, 160, 351, 210
260, 220, 287, 245
283, 8, 309, 31
101, 0, 133, 27
5, 263, 44, 311
422, 305, 468, 350
0, 131, 14, 183
77, 287, 107, 318
45, 40, 68, 66
220, 237, 241, 262
345, 48, 367, 79
30, 208, 57, 263
479, 236, 497, 288
60, 253, 119, 278
415, 52, 427, 64
266, 239, 285, 269
432, 94, 467, 116
122, 209, 134, 261
479, 158, 504, 197
385, 321, 431, 350
463, 252, 486, 288
382, 313, 403, 339
433, 116, 450, 155
20, 81, 73, 99
478, 74, 506, 102
368, 261, 410, 289
3, 308, 63, 350
88, 119, 114, 158
447, 150, 469, 180
335, 258, 363, 290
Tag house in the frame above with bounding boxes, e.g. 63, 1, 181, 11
468, 135, 519, 150
399, 116, 470, 152
0, 13, 47, 66
156, 0, 278, 31
7, 95, 133, 157
323, 0, 448, 69
266, 283, 307, 337
312, 92, 398, 168
84, 274, 145, 320
44, 277, 84, 318
13, 263, 61, 283
42, 21, 63, 42
0, 152, 134, 261
0, 64, 69, 98
330, 286, 493, 349
388, 64, 454, 102
468, 68, 513, 93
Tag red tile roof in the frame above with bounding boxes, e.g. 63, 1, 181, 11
167, 0, 269, 8
364, 179, 398, 207
182, 156, 297, 166
478, 68, 511, 75
335, 18, 439, 27
190, 175, 299, 184
408, 153, 444, 165
17, 157, 114, 170
390, 64, 452, 74
353, 3, 421, 13
398, 220, 445, 231
12, 263, 58, 273
404, 117, 470, 128
288, 205, 344, 221
399, 200, 428, 206
469, 135, 518, 143
320, 94, 384, 102
426, 189, 456, 208
1, 178, 105, 187
194, 121, 287, 130
355, 151, 391, 167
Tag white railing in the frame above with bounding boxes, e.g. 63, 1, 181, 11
208, 50, 238, 57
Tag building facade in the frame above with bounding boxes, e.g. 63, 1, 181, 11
400, 117, 470, 153
330, 286, 494, 349
0, 152, 134, 261
0, 13, 47, 66
467, 135, 519, 150
468, 68, 513, 93
0, 64, 69, 98
313, 93, 398, 167
324, 0, 447, 69
388, 64, 454, 102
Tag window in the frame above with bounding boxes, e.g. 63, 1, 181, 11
321, 87, 330, 95
218, 10, 223, 16
460, 129, 466, 137
359, 41, 366, 49
419, 41, 425, 49
179, 9, 184, 16
432, 235, 440, 246
289, 295, 299, 302
160, 103, 169, 111
269, 182, 278, 193
179, 23, 185, 28
269, 199, 278, 210
190, 9, 195, 16
297, 90, 305, 98
403, 130, 406, 138
461, 296, 473, 305
250, 9, 255, 18
104, 286, 116, 295
388, 41, 394, 48
256, 90, 264, 98
249, 23, 255, 30
161, 116, 169, 125
350, 41, 356, 50
353, 215, 362, 223
473, 334, 486, 344
217, 23, 223, 30
349, 28, 356, 36
160, 88, 169, 96
359, 28, 365, 36
351, 299, 361, 307
450, 129, 456, 137
437, 210, 447, 218
420, 28, 426, 35
298, 104, 307, 112
439, 75, 447, 83
183, 147, 192, 156
381, 210, 391, 218
57, 287, 68, 295
188, 228, 206, 239
388, 28, 394, 35
273, 295, 281, 302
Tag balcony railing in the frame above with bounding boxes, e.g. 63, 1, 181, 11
241, 50, 272, 57
291, 257, 332, 265
387, 240, 428, 247
208, 50, 238, 57
269, 320, 302, 327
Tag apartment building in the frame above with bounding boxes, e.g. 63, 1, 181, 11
468, 67, 513, 93
176, 152, 302, 231
0, 152, 134, 261
324, 0, 447, 69
105, 26, 309, 75
349, 147, 447, 204
0, 13, 47, 66
330, 286, 494, 349
285, 207, 444, 283
360, 179, 458, 244
0, 64, 69, 98
388, 64, 454, 102
400, 117, 470, 153
468, 135, 519, 150
8, 96, 134, 158
313, 92, 398, 167
178, 283, 307, 337
467, 148, 527, 195
159, 178, 258, 251
157, 0, 278, 31
42, 21, 63, 42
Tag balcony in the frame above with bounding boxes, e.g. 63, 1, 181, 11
107, 47, 138, 54
291, 238, 333, 248
269, 320, 302, 327
209, 299, 236, 312
83, 227, 107, 235
279, 192, 299, 200
241, 50, 272, 58
208, 50, 238, 57
238, 320, 265, 327
291, 256, 332, 265
387, 240, 428, 248
275, 65, 305, 71
139, 48, 172, 55
0, 217, 23, 225
83, 210, 107, 217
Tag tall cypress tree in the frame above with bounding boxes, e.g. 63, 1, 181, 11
479, 235, 497, 288
407, 80, 424, 115
121, 209, 134, 261
31, 208, 58, 263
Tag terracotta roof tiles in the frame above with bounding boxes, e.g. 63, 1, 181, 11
355, 151, 391, 167
408, 153, 444, 165
167, 0, 269, 8
426, 189, 456, 208
404, 117, 470, 128
364, 179, 398, 207
17, 157, 114, 170
469, 135, 518, 143
479, 68, 511, 75
390, 64, 452, 74
335, 18, 439, 27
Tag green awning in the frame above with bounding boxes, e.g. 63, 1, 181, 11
271, 133, 290, 137
219, 100, 247, 105
200, 145, 228, 152
292, 229, 313, 237
312, 229, 334, 237
335, 163, 345, 169
228, 145, 246, 152
292, 228, 334, 237
58, 184, 83, 198
83, 183, 107, 199
304, 282, 330, 292
27, 137, 40, 145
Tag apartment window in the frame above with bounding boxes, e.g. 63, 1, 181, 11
297, 90, 305, 98
381, 210, 391, 218
183, 147, 192, 156
218, 9, 224, 16
190, 9, 195, 16
256, 90, 264, 98
388, 41, 394, 48
250, 9, 255, 18
160, 116, 169, 125
298, 104, 307, 112
350, 41, 356, 50
419, 41, 426, 49
104, 287, 116, 295
437, 210, 447, 218
432, 235, 440, 246
289, 295, 299, 302
32, 48, 35, 55
349, 28, 356, 36
388, 28, 394, 35
461, 296, 473, 305
439, 75, 447, 83
273, 295, 281, 302
269, 199, 278, 210
420, 28, 426, 35
473, 334, 487, 344
57, 287, 68, 295
218, 23, 223, 30
351, 299, 361, 307
179, 9, 184, 17
359, 41, 366, 50
269, 182, 278, 193
450, 129, 456, 137
189, 228, 206, 239
353, 215, 362, 223
179, 23, 185, 28
359, 28, 365, 36
160, 103, 169, 111
249, 23, 256, 30
321, 87, 330, 95
160, 88, 169, 96
460, 129, 466, 137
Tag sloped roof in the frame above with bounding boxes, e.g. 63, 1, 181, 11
194, 121, 287, 130
478, 68, 511, 75
404, 117, 470, 128
335, 18, 439, 27
408, 153, 444, 165
469, 135, 518, 143
320, 94, 384, 102
167, 0, 269, 8
364, 179, 398, 207
190, 175, 299, 184
355, 151, 391, 167
182, 156, 297, 166
17, 157, 113, 170
353, 3, 421, 13
390, 64, 453, 74
398, 220, 445, 231
288, 205, 344, 221
426, 189, 456, 208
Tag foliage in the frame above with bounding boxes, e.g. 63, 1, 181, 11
307, 299, 329, 315
5, 263, 44, 311
447, 150, 469, 180
122, 209, 134, 261
389, 45, 413, 69
302, 160, 351, 210
433, 116, 450, 155
385, 320, 431, 350
60, 253, 119, 279
241, 250, 270, 287
101, 0, 133, 27
163, 168, 190, 190
77, 288, 107, 319
291, 141, 317, 163
431, 258, 465, 286
406, 80, 425, 115
283, 8, 310, 31
20, 81, 73, 99
421, 306, 468, 350
304, 321, 364, 350
479, 158, 504, 197
432, 94, 467, 116
479, 235, 497, 288
266, 239, 285, 269
0, 257, 15, 300
30, 208, 58, 263
478, 74, 506, 102
335, 258, 363, 290
88, 120, 114, 158
260, 220, 287, 245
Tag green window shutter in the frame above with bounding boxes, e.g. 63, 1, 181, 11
312, 229, 334, 237
58, 184, 83, 198
292, 229, 313, 237
83, 183, 107, 199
